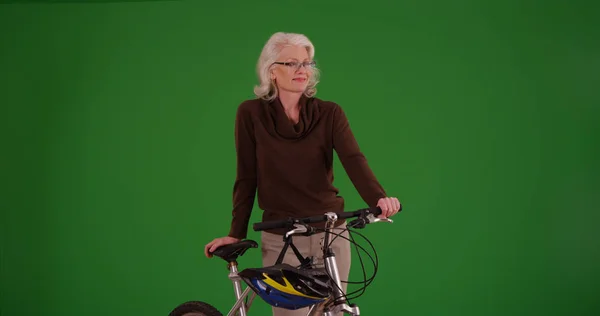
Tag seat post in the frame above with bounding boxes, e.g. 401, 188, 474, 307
228, 261, 247, 316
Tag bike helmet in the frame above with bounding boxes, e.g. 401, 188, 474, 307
238, 263, 333, 310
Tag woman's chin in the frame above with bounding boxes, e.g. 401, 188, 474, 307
282, 86, 307, 94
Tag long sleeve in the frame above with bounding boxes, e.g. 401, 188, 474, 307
228, 102, 257, 239
332, 105, 386, 207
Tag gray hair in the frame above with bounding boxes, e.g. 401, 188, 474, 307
253, 32, 320, 101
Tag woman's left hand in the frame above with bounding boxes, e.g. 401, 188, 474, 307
377, 197, 402, 218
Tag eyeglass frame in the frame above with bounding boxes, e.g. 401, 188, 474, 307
271, 60, 317, 72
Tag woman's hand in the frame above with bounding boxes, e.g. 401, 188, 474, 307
204, 236, 241, 258
377, 197, 402, 218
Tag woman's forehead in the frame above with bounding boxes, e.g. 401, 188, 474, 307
278, 45, 310, 60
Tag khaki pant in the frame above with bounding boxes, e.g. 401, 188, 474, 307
260, 223, 351, 316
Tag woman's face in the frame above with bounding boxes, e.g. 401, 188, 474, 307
271, 45, 314, 94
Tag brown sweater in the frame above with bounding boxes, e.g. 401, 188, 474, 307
228, 95, 386, 239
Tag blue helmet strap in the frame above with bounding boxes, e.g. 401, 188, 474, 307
275, 235, 314, 269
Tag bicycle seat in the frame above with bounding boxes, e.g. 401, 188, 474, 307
210, 239, 258, 263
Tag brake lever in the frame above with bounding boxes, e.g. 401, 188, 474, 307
366, 213, 393, 224
285, 223, 316, 238
349, 213, 394, 229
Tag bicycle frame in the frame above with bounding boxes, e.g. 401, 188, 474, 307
224, 212, 361, 316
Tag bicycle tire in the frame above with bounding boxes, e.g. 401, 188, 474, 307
169, 301, 223, 316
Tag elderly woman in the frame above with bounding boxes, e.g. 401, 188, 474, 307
204, 32, 401, 316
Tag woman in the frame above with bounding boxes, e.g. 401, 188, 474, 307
204, 32, 401, 315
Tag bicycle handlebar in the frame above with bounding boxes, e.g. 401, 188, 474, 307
253, 207, 383, 232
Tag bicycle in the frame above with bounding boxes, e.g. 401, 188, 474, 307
169, 206, 395, 316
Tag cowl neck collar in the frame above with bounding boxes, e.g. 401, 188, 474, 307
263, 94, 320, 140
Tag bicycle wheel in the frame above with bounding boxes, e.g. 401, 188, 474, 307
169, 301, 223, 316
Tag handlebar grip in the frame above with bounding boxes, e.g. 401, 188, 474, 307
347, 206, 382, 218
253, 219, 292, 231
368, 206, 383, 216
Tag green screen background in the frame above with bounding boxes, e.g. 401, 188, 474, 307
1, 0, 599, 315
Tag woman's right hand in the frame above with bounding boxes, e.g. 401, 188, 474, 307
204, 236, 241, 258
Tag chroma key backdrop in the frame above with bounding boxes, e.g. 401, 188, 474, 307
1, 1, 598, 316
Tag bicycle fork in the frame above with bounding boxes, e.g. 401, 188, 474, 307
321, 212, 360, 316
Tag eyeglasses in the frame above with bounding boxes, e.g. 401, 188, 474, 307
272, 60, 316, 72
